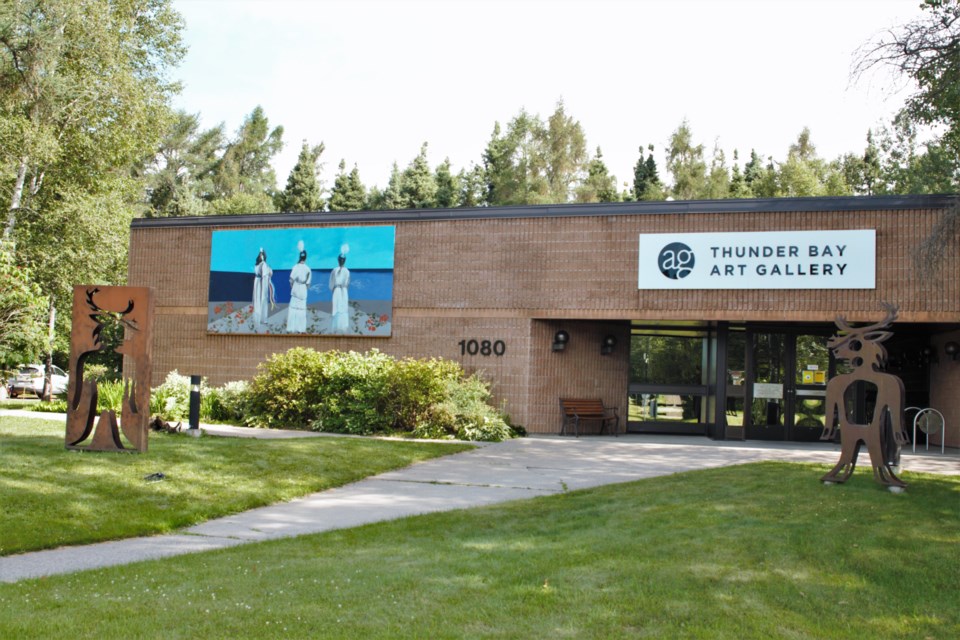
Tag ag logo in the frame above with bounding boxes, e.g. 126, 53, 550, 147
658, 242, 695, 279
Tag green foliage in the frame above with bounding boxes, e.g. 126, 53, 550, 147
145, 111, 224, 217
202, 380, 250, 422
328, 159, 367, 211
311, 349, 395, 434
705, 143, 731, 199
576, 147, 619, 203
433, 157, 460, 208
457, 163, 487, 207
149, 370, 194, 421
432, 374, 514, 441
96, 379, 126, 413
276, 140, 325, 212
209, 106, 284, 203
244, 347, 328, 429
0, 0, 185, 363
633, 144, 664, 201
483, 100, 587, 206
0, 241, 47, 367
207, 190, 277, 215
245, 348, 515, 441
665, 119, 708, 200
399, 142, 438, 209
856, 0, 959, 188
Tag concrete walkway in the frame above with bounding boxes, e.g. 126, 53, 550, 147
2, 413, 957, 583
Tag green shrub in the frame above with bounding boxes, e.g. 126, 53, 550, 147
202, 380, 249, 422
96, 380, 126, 413
244, 348, 328, 429
438, 374, 514, 442
82, 364, 118, 382
31, 399, 68, 413
245, 348, 516, 441
149, 370, 194, 421
311, 349, 394, 434
386, 357, 461, 433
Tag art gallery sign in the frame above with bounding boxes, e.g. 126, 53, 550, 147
638, 230, 876, 290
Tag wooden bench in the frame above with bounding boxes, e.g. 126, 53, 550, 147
559, 398, 619, 437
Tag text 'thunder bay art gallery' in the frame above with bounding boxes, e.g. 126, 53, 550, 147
129, 194, 959, 448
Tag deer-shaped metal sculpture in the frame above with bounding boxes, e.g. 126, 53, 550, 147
66, 285, 154, 453
821, 302, 908, 489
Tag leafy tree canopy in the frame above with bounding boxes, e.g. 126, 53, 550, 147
0, 241, 47, 366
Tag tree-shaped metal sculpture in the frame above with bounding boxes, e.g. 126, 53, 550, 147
65, 286, 154, 452
821, 302, 908, 489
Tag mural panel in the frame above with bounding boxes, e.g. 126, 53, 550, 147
207, 226, 395, 336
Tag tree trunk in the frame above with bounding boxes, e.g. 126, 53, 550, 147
4, 157, 28, 239
41, 297, 55, 402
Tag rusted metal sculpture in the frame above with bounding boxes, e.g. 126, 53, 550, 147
66, 286, 154, 453
821, 302, 908, 489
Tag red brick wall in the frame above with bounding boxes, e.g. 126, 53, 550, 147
929, 329, 960, 448
128, 204, 959, 434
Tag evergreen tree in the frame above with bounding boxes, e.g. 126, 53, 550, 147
328, 160, 367, 212
145, 111, 224, 217
277, 140, 325, 212
373, 163, 406, 210
576, 147, 619, 203
434, 158, 461, 208
633, 144, 655, 200
458, 164, 487, 208
483, 113, 548, 206
400, 143, 438, 209
729, 150, 753, 198
211, 106, 284, 204
743, 150, 764, 190
861, 130, 882, 195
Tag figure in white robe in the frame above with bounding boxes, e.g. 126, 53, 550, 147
329, 244, 351, 333
252, 249, 274, 327
286, 245, 311, 333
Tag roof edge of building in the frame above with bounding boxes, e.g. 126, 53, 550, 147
130, 193, 959, 229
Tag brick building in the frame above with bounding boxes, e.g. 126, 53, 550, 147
129, 194, 959, 447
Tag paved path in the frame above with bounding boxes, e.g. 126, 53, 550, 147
2, 413, 957, 583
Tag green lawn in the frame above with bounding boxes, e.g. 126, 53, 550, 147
0, 416, 473, 556
1, 461, 957, 639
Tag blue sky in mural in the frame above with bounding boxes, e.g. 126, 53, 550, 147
210, 226, 395, 272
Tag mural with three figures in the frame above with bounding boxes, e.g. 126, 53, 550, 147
207, 226, 395, 336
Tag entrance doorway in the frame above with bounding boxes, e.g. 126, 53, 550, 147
741, 330, 831, 441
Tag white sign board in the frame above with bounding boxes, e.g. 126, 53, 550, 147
753, 383, 784, 400
638, 230, 876, 289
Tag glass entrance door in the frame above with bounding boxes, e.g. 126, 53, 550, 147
744, 331, 832, 441
747, 332, 788, 440
791, 334, 830, 441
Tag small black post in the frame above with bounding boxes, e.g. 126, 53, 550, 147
188, 375, 201, 432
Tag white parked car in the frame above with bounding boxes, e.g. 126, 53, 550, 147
7, 364, 69, 398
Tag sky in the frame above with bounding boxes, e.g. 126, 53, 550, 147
171, 0, 921, 192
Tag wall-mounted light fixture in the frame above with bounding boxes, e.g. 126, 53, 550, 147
601, 335, 617, 356
552, 330, 570, 352
945, 341, 959, 362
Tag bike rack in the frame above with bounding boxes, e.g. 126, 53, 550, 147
909, 407, 946, 454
